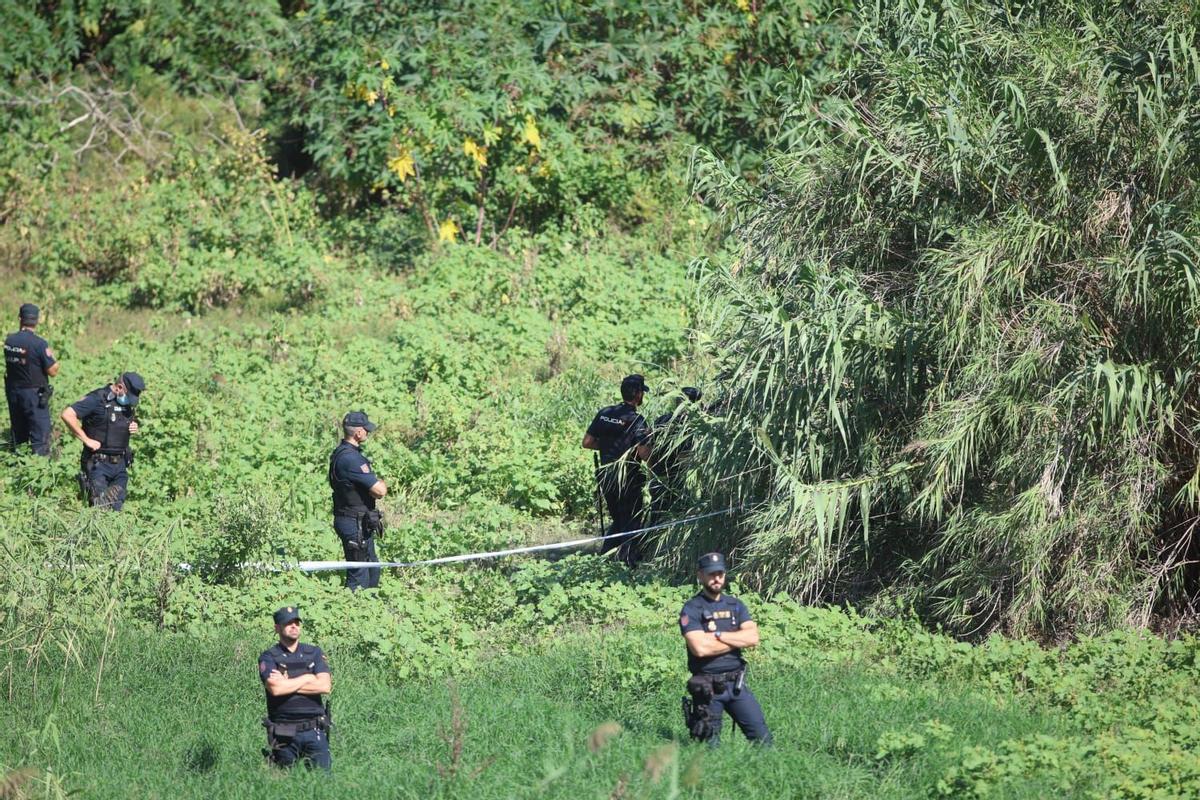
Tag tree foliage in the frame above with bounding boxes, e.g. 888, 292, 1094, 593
685, 0, 1200, 637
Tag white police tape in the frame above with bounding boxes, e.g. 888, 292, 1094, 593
275, 507, 739, 573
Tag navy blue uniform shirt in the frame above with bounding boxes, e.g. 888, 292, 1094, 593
4, 330, 55, 388
586, 402, 650, 465
679, 592, 753, 675
258, 642, 330, 722
330, 444, 379, 511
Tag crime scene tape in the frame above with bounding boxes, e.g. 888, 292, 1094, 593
273, 507, 740, 573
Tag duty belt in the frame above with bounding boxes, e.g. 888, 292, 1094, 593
89, 452, 125, 464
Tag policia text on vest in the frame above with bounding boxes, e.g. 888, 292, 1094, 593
582, 374, 653, 566
4, 303, 59, 456
60, 373, 146, 511
328, 411, 389, 591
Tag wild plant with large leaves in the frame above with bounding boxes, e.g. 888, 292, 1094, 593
684, 0, 1200, 637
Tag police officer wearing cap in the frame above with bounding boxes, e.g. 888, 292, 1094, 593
329, 411, 387, 591
4, 303, 59, 456
650, 386, 702, 521
259, 606, 332, 770
679, 552, 772, 745
61, 372, 145, 510
583, 374, 653, 566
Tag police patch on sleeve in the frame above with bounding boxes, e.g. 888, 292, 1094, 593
360, 463, 370, 473
680, 613, 689, 627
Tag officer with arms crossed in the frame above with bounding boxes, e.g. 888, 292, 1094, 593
329, 411, 387, 591
582, 374, 652, 566
60, 372, 145, 510
259, 606, 332, 770
679, 552, 772, 746
4, 303, 59, 456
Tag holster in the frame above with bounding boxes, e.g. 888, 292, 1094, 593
683, 674, 716, 741
76, 468, 96, 504
37, 385, 52, 409
362, 509, 385, 538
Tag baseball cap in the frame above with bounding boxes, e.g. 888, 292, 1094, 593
18, 303, 38, 323
621, 374, 650, 393
120, 372, 145, 405
273, 606, 302, 625
343, 410, 377, 432
697, 552, 727, 574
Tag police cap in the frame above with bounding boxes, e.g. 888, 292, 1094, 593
621, 374, 650, 394
120, 372, 145, 405
698, 552, 726, 574
18, 303, 38, 323
273, 606, 301, 625
343, 410, 377, 432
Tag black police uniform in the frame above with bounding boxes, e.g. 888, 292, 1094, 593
70, 386, 138, 510
679, 581, 771, 745
328, 442, 382, 590
586, 401, 651, 564
4, 328, 56, 456
258, 624, 332, 770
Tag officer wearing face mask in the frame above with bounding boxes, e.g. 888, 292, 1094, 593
61, 372, 145, 510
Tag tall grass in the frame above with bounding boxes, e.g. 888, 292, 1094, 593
681, 0, 1200, 636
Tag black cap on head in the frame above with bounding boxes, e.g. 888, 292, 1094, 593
18, 303, 38, 324
682, 386, 702, 403
120, 372, 145, 405
620, 374, 649, 394
698, 552, 727, 574
273, 606, 301, 625
343, 410, 377, 432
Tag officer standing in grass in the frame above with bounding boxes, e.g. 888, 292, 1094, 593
679, 552, 772, 746
4, 303, 59, 456
329, 411, 387, 590
60, 372, 145, 510
583, 374, 653, 566
259, 606, 332, 770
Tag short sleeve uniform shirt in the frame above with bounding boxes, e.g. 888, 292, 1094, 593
679, 592, 753, 675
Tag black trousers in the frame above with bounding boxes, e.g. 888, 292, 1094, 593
333, 515, 380, 590
599, 477, 646, 566
6, 386, 51, 456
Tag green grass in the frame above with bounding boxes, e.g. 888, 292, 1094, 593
2, 626, 1082, 800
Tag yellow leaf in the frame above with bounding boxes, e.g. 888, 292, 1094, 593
380, 58, 390, 71
482, 124, 503, 146
364, 89, 378, 106
438, 219, 460, 242
521, 115, 542, 150
463, 138, 487, 167
387, 149, 415, 183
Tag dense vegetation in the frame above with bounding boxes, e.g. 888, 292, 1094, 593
2, 0, 1200, 796
680, 0, 1200, 638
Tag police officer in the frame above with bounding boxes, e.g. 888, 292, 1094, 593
679, 552, 772, 746
60, 372, 145, 510
329, 411, 387, 591
259, 606, 332, 770
650, 386, 702, 521
583, 374, 653, 566
4, 303, 59, 456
